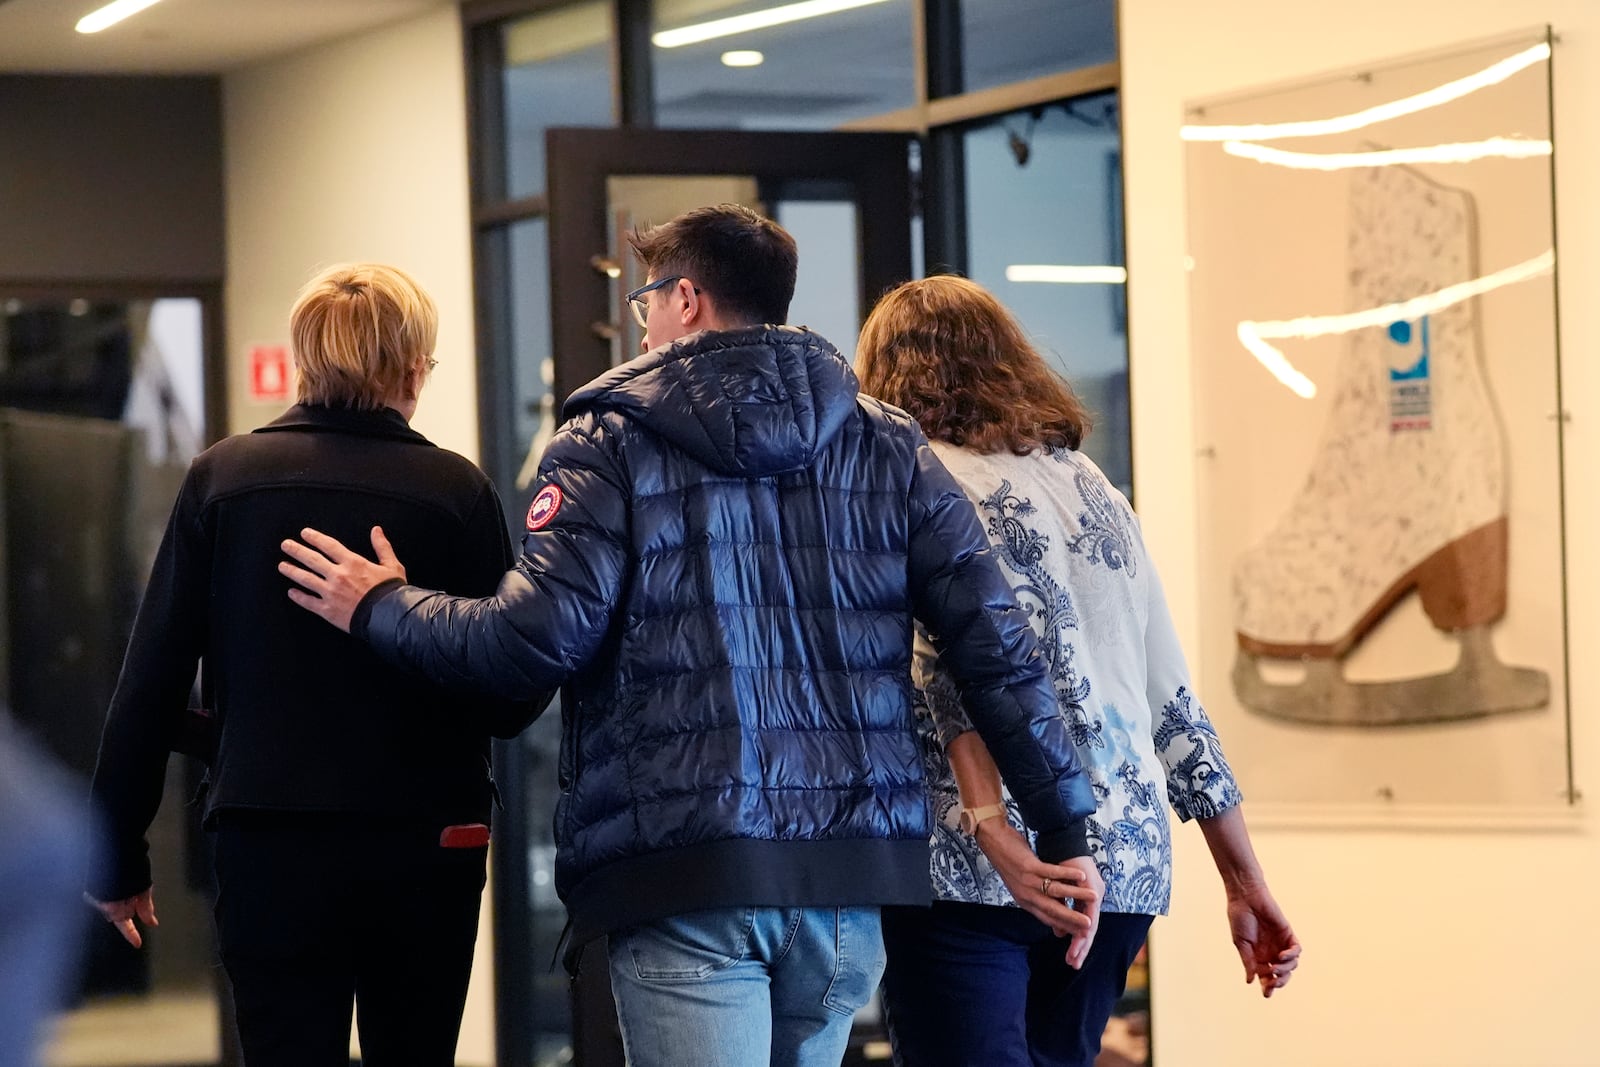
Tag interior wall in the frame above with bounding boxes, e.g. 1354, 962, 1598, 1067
0, 75, 223, 284
221, 7, 496, 1064
222, 3, 479, 458
1119, 2, 1597, 1064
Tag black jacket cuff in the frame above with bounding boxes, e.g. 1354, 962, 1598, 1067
351, 578, 406, 641
87, 843, 152, 904
1033, 820, 1090, 865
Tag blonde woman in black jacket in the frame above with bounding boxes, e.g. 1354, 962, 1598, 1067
86, 264, 534, 1067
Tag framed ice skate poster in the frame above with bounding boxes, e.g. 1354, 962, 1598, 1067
1182, 28, 1574, 813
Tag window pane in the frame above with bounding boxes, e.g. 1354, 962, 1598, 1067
501, 2, 614, 199
507, 217, 555, 498
943, 0, 1115, 97
2, 296, 220, 1064
512, 710, 572, 1064
775, 196, 861, 356
468, 220, 569, 1061
652, 0, 914, 129
960, 93, 1130, 497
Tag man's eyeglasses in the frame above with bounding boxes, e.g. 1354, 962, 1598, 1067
626, 276, 700, 328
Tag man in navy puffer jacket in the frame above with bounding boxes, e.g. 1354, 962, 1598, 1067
281, 205, 1100, 1067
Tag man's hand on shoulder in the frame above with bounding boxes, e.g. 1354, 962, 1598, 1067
279, 526, 407, 633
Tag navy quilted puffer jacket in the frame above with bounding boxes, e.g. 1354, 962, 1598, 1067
357, 326, 1095, 949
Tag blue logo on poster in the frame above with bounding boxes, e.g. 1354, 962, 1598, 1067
1388, 315, 1432, 431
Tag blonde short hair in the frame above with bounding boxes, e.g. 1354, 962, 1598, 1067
290, 263, 438, 410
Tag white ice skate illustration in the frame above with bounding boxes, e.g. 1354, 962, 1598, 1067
1231, 164, 1550, 726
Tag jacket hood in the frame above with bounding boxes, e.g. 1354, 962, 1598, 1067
564, 326, 860, 477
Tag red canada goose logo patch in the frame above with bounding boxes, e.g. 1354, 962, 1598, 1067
525, 484, 563, 531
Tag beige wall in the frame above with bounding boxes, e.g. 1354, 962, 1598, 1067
222, 3, 479, 459
1121, 2, 1597, 1064
221, 7, 496, 1064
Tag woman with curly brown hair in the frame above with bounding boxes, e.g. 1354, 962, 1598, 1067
857, 276, 1300, 1067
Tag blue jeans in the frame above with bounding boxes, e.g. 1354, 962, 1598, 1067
607, 906, 886, 1067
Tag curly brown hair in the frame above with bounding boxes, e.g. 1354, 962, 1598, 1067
855, 275, 1091, 454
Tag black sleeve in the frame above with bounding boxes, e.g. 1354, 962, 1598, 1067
86, 467, 210, 901
904, 430, 1096, 862
357, 415, 631, 702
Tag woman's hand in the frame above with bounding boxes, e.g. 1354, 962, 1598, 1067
974, 820, 1101, 965
1057, 854, 1105, 968
1197, 806, 1301, 998
86, 886, 158, 949
1226, 885, 1301, 997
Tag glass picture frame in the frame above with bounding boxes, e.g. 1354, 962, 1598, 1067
1181, 29, 1571, 812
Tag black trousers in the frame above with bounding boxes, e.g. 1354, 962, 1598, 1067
881, 901, 1153, 1067
211, 816, 487, 1067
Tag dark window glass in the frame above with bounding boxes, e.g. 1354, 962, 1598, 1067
4, 296, 221, 1063
960, 93, 1130, 497
652, 0, 914, 128
510, 708, 572, 1064
506, 217, 555, 499
492, 217, 575, 1062
502, 2, 615, 199
942, 0, 1115, 97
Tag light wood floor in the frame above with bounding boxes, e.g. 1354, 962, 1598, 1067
44, 992, 219, 1067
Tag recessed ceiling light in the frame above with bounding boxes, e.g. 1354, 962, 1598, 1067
76, 0, 166, 34
721, 50, 765, 68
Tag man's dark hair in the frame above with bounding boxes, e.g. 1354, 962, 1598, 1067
628, 203, 799, 326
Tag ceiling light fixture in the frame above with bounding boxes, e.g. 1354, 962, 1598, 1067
1006, 265, 1127, 285
1182, 41, 1549, 142
653, 0, 895, 49
76, 0, 165, 34
721, 50, 765, 67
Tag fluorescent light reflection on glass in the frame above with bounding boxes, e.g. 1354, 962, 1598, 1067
1181, 42, 1550, 142
653, 0, 895, 48
1005, 265, 1127, 285
721, 50, 765, 67
1223, 136, 1552, 171
75, 0, 165, 33
1237, 249, 1555, 399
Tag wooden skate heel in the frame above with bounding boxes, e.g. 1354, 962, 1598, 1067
1413, 517, 1508, 631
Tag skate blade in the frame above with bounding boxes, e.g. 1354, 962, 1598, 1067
1233, 630, 1550, 727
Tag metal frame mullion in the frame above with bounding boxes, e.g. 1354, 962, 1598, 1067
614, 0, 654, 126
